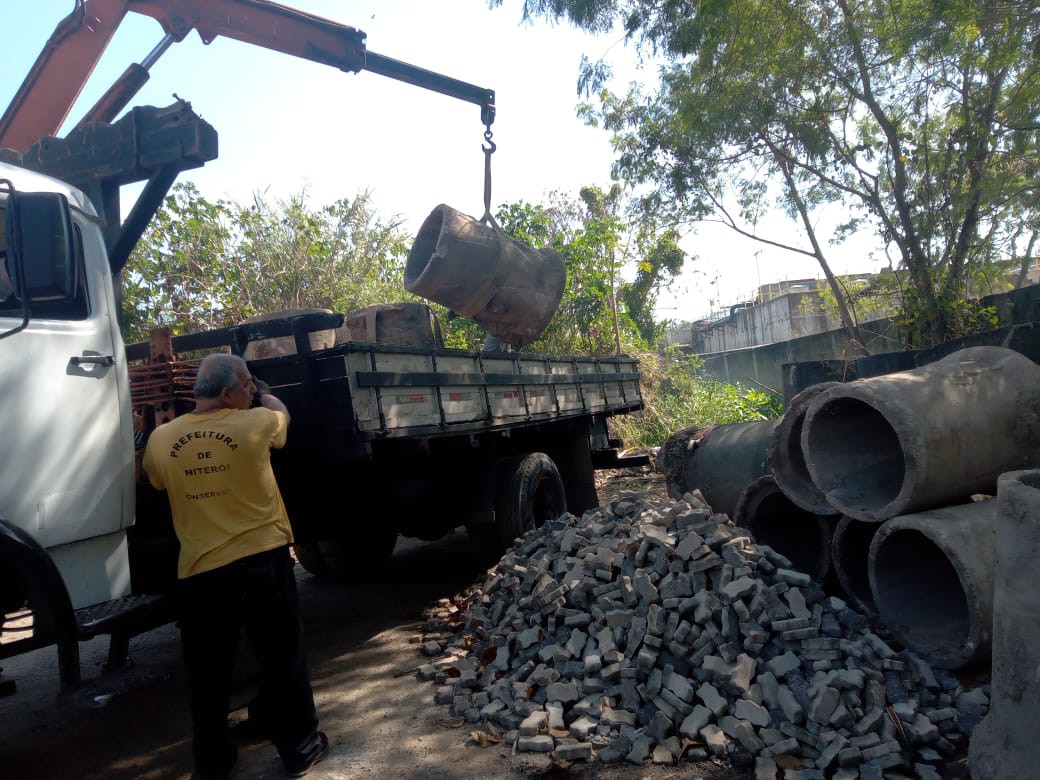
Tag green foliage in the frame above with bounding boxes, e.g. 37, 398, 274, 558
809, 273, 901, 326
121, 184, 411, 343
812, 265, 1006, 347
493, 188, 684, 355
624, 227, 685, 344
120, 182, 683, 357
613, 347, 783, 449
505, 0, 1040, 347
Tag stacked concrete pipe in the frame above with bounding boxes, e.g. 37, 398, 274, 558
868, 499, 997, 669
658, 420, 775, 519
969, 470, 1040, 779
802, 346, 1040, 522
766, 381, 840, 515
734, 475, 836, 580
830, 516, 881, 615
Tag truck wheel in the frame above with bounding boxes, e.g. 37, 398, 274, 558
293, 527, 398, 581
292, 542, 331, 578
494, 452, 567, 549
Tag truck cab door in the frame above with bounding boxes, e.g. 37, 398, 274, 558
0, 197, 134, 608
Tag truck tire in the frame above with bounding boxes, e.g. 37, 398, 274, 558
494, 452, 567, 549
293, 527, 398, 581
292, 542, 332, 578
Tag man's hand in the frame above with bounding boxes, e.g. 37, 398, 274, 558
252, 375, 271, 397
251, 375, 271, 408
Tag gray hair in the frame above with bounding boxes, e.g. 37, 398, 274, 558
194, 353, 247, 399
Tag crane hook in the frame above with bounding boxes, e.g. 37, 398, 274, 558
480, 124, 498, 228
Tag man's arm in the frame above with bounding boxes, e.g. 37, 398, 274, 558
141, 438, 166, 491
260, 392, 291, 423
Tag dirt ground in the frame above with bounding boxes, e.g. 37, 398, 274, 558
0, 468, 748, 780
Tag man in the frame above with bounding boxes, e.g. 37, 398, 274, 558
143, 353, 327, 779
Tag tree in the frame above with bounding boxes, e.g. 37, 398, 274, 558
500, 0, 1040, 347
121, 184, 411, 343
122, 182, 681, 355
624, 226, 685, 343
491, 187, 684, 355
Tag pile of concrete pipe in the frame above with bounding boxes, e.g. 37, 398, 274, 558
661, 346, 1040, 672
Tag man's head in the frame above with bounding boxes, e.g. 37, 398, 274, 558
194, 354, 255, 410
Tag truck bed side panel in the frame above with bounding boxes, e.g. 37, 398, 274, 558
341, 344, 642, 439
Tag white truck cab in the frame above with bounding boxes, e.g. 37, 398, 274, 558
0, 162, 137, 678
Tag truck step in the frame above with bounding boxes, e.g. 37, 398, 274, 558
615, 454, 651, 468
592, 450, 651, 469
75, 593, 171, 640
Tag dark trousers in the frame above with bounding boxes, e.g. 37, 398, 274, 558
177, 545, 319, 775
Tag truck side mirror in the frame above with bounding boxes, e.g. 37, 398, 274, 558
6, 191, 77, 303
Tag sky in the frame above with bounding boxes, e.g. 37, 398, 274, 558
1, 0, 888, 323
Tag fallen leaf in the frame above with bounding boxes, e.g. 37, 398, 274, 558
469, 730, 502, 747
549, 728, 570, 739
439, 717, 465, 729
887, 705, 909, 746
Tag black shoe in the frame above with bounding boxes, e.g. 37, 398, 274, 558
283, 731, 329, 778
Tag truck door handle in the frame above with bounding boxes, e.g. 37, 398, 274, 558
70, 354, 116, 366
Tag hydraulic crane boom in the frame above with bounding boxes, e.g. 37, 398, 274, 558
0, 0, 496, 153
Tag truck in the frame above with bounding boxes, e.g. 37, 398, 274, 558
0, 1, 645, 692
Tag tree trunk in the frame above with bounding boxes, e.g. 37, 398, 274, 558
770, 141, 870, 356
1014, 230, 1038, 289
609, 248, 622, 355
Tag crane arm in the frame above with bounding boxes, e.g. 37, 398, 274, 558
0, 0, 495, 153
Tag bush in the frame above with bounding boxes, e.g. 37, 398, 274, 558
613, 347, 783, 450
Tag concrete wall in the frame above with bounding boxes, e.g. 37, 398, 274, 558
691, 285, 1040, 396
692, 315, 901, 394
692, 292, 839, 353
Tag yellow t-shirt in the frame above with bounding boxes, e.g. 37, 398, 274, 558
142, 407, 293, 579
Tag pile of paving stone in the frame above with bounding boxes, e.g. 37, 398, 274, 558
415, 492, 989, 778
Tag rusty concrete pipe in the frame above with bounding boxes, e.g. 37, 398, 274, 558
734, 475, 836, 581
802, 346, 1040, 522
405, 204, 566, 346
767, 381, 839, 515
658, 420, 775, 519
969, 470, 1040, 779
831, 515, 881, 615
868, 499, 997, 669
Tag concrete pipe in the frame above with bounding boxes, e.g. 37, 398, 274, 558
767, 382, 840, 515
802, 346, 1040, 522
658, 420, 775, 519
868, 499, 997, 669
734, 475, 836, 581
830, 515, 881, 615
405, 204, 566, 346
970, 470, 1040, 780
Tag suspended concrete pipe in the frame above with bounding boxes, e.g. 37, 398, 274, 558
830, 515, 882, 615
734, 475, 836, 581
658, 420, 776, 519
802, 346, 1040, 522
970, 470, 1040, 779
868, 499, 997, 669
767, 381, 840, 515
405, 204, 566, 346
